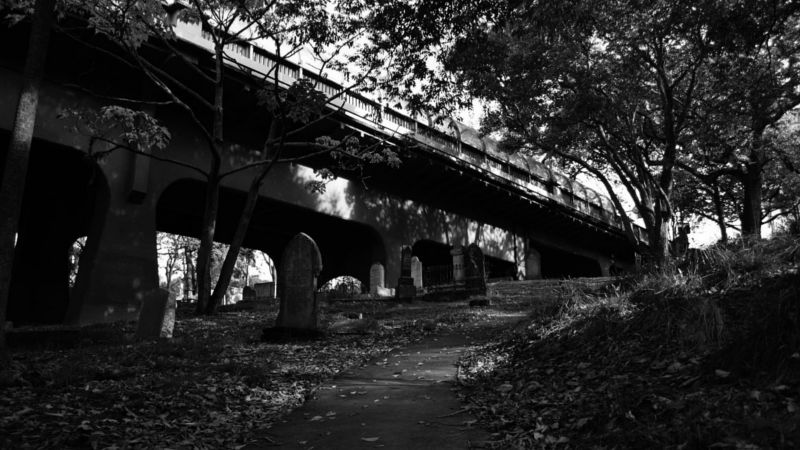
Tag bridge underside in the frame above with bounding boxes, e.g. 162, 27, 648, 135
0, 23, 636, 326
156, 179, 387, 290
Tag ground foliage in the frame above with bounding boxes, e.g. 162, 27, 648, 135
457, 237, 800, 448
0, 299, 502, 449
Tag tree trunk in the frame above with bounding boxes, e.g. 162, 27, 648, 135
0, 0, 55, 361
646, 199, 672, 268
206, 163, 275, 314
711, 186, 728, 243
740, 165, 763, 238
195, 171, 220, 313
196, 41, 226, 314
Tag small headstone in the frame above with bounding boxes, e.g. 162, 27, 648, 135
525, 247, 542, 280
255, 282, 274, 299
396, 245, 416, 300
450, 245, 465, 283
135, 288, 175, 340
377, 286, 394, 297
411, 257, 423, 289
369, 263, 385, 295
275, 233, 323, 331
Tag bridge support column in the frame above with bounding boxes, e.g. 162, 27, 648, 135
66, 154, 159, 325
598, 256, 612, 277
524, 246, 542, 280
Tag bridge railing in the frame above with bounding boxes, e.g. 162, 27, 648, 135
173, 20, 647, 241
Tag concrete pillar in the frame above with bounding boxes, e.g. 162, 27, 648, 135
525, 246, 542, 280
598, 256, 612, 277
66, 152, 160, 325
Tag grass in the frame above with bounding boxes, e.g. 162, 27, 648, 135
457, 235, 800, 449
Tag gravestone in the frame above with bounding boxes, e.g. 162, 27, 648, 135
396, 245, 416, 300
451, 245, 465, 283
411, 257, 423, 289
275, 233, 323, 331
465, 243, 487, 293
369, 263, 385, 295
135, 288, 175, 340
525, 247, 542, 280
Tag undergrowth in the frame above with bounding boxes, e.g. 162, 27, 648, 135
458, 236, 800, 449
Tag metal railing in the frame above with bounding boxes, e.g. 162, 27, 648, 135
423, 265, 454, 287
172, 20, 647, 242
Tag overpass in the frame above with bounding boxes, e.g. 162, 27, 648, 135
0, 18, 642, 326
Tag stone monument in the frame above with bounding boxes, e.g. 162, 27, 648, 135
275, 233, 323, 331
465, 243, 487, 293
369, 262, 385, 295
411, 256, 423, 289
451, 245, 465, 283
396, 246, 416, 300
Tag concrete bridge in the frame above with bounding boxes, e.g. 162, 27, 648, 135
0, 19, 641, 326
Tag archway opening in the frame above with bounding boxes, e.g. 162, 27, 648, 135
540, 247, 602, 278
319, 275, 363, 300
6, 138, 108, 325
155, 231, 277, 305
411, 239, 451, 267
156, 179, 385, 297
485, 255, 517, 280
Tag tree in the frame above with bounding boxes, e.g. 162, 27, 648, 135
0, 0, 55, 361
432, 0, 714, 264
680, 1, 800, 238
63, 0, 403, 314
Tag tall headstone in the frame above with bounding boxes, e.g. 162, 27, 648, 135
411, 257, 423, 289
275, 233, 323, 331
465, 243, 486, 293
369, 263, 385, 295
451, 245, 465, 283
396, 246, 416, 300
135, 288, 175, 340
525, 246, 542, 280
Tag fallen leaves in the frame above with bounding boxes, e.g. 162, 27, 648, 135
456, 275, 800, 449
0, 309, 422, 449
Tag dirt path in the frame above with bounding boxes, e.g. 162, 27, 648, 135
247, 310, 528, 449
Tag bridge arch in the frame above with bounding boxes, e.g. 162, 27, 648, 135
6, 138, 110, 325
155, 178, 386, 292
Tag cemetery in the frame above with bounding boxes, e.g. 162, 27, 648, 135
2, 0, 800, 448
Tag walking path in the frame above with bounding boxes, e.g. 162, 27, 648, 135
246, 326, 518, 449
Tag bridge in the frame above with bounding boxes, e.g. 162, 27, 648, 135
0, 18, 641, 326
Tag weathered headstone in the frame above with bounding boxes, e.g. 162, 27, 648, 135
135, 288, 175, 340
465, 243, 487, 293
451, 245, 465, 283
275, 233, 323, 331
411, 256, 423, 289
396, 245, 416, 300
369, 262, 385, 295
525, 247, 542, 280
